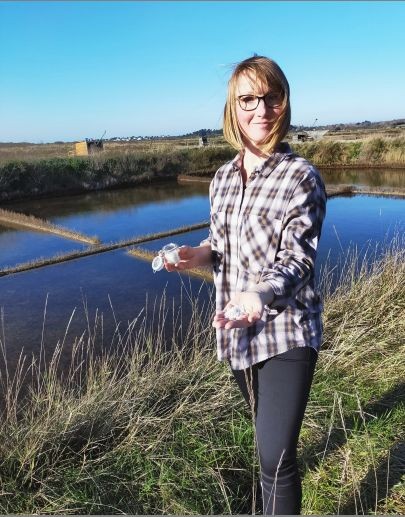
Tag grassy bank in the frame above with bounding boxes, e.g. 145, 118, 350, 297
0, 244, 403, 514
291, 137, 405, 167
0, 148, 235, 202
1, 138, 405, 202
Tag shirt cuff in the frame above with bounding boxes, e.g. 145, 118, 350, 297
249, 281, 276, 306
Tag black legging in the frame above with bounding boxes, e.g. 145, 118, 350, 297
231, 346, 318, 515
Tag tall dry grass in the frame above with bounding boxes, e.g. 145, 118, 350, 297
292, 138, 405, 167
0, 138, 230, 164
0, 242, 404, 514
302, 237, 405, 514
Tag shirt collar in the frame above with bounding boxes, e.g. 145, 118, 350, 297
231, 142, 292, 177
231, 153, 243, 172
255, 142, 292, 177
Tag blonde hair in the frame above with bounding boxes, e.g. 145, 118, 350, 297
223, 55, 291, 155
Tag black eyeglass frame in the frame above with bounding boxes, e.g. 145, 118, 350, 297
237, 93, 282, 111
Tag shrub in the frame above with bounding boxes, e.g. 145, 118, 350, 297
362, 138, 388, 162
346, 141, 362, 162
317, 141, 343, 165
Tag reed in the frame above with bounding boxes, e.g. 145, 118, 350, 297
0, 241, 403, 514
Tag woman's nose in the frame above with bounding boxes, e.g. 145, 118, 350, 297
255, 97, 268, 115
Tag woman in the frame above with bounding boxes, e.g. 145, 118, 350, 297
165, 55, 326, 514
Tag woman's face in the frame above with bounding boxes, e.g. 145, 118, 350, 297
235, 72, 283, 147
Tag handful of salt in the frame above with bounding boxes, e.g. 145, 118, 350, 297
224, 305, 247, 320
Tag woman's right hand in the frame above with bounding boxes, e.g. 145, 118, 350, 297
164, 245, 199, 272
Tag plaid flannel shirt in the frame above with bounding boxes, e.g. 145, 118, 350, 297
204, 143, 327, 370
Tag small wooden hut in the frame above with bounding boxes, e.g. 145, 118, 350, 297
75, 138, 104, 156
198, 135, 208, 147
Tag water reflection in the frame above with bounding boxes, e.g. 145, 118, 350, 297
319, 167, 405, 188
0, 171, 404, 377
317, 195, 404, 290
5, 180, 209, 217
0, 224, 11, 235
1, 170, 404, 270
3, 181, 210, 244
2, 194, 402, 360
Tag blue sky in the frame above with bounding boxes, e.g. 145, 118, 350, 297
1, 1, 404, 142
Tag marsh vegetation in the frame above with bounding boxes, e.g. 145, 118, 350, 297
0, 244, 403, 514
1, 134, 405, 202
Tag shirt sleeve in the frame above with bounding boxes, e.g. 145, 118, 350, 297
199, 177, 215, 246
252, 171, 327, 306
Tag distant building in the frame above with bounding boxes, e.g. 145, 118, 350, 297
199, 135, 208, 147
292, 130, 328, 143
75, 138, 104, 156
292, 131, 311, 142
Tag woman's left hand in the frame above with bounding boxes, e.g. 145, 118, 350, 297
212, 291, 269, 330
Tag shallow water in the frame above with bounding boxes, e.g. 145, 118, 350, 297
0, 247, 213, 374
320, 194, 404, 259
0, 181, 210, 269
4, 181, 210, 243
1, 171, 403, 269
0, 225, 88, 269
0, 174, 404, 372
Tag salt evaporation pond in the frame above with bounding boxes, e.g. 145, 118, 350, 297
0, 224, 88, 269
0, 246, 213, 375
0, 172, 404, 375
5, 181, 210, 243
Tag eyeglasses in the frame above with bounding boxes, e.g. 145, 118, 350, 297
237, 93, 282, 111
